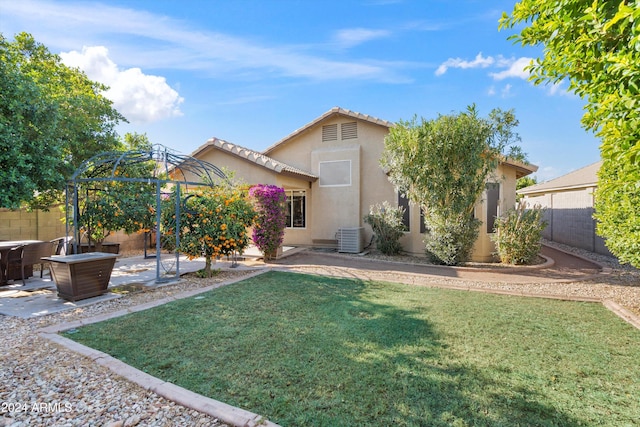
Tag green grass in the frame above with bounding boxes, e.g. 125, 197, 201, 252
64, 271, 640, 426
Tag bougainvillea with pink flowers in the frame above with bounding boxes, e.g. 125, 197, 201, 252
249, 184, 287, 261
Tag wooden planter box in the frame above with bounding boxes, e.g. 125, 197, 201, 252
43, 253, 118, 302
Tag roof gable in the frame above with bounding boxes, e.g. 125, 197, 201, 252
518, 160, 601, 195
191, 138, 318, 182
263, 107, 393, 155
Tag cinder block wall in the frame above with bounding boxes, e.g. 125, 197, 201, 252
0, 208, 146, 252
0, 208, 66, 241
522, 188, 611, 256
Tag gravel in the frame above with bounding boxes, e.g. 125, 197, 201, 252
1, 245, 638, 426
1, 271, 254, 427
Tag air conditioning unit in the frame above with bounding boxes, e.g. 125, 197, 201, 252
338, 227, 364, 253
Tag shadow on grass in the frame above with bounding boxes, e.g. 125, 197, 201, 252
66, 271, 587, 426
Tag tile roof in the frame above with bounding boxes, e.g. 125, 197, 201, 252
192, 138, 318, 181
501, 158, 538, 179
518, 160, 602, 195
263, 106, 393, 154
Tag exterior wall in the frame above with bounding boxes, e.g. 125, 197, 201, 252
268, 117, 396, 249
472, 164, 519, 262
268, 117, 523, 262
0, 207, 148, 252
192, 147, 314, 246
189, 149, 281, 186
522, 187, 610, 255
0, 207, 66, 242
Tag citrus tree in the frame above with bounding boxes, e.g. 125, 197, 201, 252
76, 134, 156, 247
161, 184, 255, 277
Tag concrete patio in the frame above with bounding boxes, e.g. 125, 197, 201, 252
0, 246, 299, 318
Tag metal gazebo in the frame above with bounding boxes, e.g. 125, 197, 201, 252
66, 144, 228, 282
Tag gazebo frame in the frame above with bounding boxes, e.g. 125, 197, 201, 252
66, 144, 227, 282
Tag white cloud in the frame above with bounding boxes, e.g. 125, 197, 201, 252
1, 0, 407, 83
435, 53, 494, 76
60, 46, 183, 124
489, 57, 532, 80
333, 28, 391, 48
502, 84, 513, 98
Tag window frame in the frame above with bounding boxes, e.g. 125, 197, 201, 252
486, 182, 500, 234
285, 189, 306, 229
318, 160, 352, 187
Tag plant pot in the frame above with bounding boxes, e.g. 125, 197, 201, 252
263, 246, 283, 262
43, 253, 118, 302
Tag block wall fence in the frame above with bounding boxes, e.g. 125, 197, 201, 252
0, 207, 145, 252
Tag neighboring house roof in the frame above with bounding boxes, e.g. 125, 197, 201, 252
191, 137, 318, 182
518, 160, 602, 195
263, 106, 393, 154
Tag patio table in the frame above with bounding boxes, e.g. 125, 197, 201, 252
0, 240, 45, 285
42, 252, 119, 301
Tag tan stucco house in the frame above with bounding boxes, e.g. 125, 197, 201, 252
190, 107, 537, 262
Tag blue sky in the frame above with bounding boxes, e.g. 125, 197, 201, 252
1, 0, 601, 182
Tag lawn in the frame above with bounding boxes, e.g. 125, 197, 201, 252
64, 271, 640, 426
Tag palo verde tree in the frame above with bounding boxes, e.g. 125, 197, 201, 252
381, 105, 523, 265
500, 1, 640, 267
0, 32, 125, 209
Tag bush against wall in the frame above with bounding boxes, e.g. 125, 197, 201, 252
363, 201, 405, 255
492, 203, 547, 265
423, 213, 481, 266
249, 184, 287, 261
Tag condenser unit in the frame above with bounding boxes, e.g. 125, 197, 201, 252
337, 227, 364, 253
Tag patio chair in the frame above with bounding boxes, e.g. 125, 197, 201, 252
51, 236, 73, 256
6, 241, 55, 285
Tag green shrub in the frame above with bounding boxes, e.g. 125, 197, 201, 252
364, 201, 405, 255
423, 213, 481, 265
492, 203, 547, 265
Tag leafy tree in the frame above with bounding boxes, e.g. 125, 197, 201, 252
516, 175, 538, 201
0, 32, 125, 209
381, 105, 522, 265
161, 184, 255, 277
499, 2, 640, 267
517, 176, 537, 191
249, 184, 287, 261
76, 133, 156, 247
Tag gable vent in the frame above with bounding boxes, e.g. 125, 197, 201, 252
322, 124, 338, 141
341, 122, 357, 140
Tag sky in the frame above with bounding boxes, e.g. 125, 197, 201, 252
1, 0, 603, 182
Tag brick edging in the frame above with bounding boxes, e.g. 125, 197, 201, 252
38, 269, 282, 427
37, 266, 640, 427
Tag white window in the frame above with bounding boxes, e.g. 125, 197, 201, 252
486, 183, 500, 233
286, 190, 306, 228
319, 160, 352, 187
